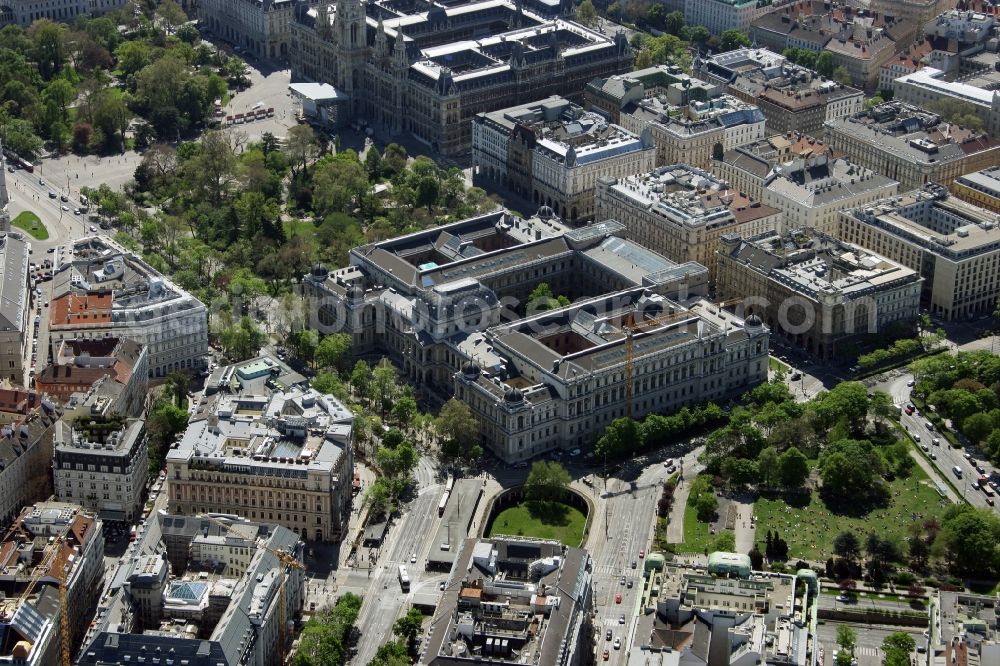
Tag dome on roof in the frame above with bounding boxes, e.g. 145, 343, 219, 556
504, 386, 524, 403
537, 205, 555, 219
347, 285, 365, 301
745, 314, 763, 328
311, 263, 329, 278
462, 361, 481, 378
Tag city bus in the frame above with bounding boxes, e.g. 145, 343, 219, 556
398, 565, 410, 592
438, 491, 449, 517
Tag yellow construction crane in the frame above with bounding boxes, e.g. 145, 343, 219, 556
199, 515, 304, 658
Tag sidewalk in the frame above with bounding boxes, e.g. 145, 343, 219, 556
666, 476, 692, 544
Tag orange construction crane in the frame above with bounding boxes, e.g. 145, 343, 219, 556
14, 534, 72, 666
199, 515, 304, 658
623, 310, 689, 418
59, 580, 70, 666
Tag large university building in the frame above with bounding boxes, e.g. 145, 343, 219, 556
288, 0, 633, 155
303, 209, 769, 462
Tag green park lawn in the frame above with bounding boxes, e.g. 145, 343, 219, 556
283, 218, 316, 239
488, 500, 587, 547
680, 495, 731, 555
753, 464, 950, 562
11, 211, 49, 240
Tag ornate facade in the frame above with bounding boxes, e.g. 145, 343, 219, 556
289, 0, 633, 155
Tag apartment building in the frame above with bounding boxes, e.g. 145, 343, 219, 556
0, 502, 104, 662
35, 336, 148, 416
583, 64, 715, 123
0, 232, 30, 385
48, 236, 208, 378
0, 386, 43, 425
167, 381, 355, 542
629, 561, 807, 666
303, 209, 769, 461
79, 513, 305, 666
472, 97, 655, 224
290, 0, 632, 156
838, 183, 1000, 321
716, 229, 922, 357
866, 0, 961, 27
824, 101, 1000, 190
200, 0, 296, 61
892, 67, 1000, 136
421, 536, 593, 666
761, 148, 898, 235
0, 399, 60, 525
695, 47, 863, 136
752, 2, 918, 90
53, 415, 148, 522
951, 165, 1000, 213
683, 0, 779, 36
712, 134, 897, 234
594, 164, 783, 281
617, 94, 766, 170
878, 37, 935, 92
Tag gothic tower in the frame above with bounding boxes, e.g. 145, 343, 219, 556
336, 0, 369, 118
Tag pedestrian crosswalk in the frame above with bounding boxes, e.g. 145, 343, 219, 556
855, 646, 880, 658
595, 564, 642, 578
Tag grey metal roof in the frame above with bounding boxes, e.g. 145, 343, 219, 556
0, 233, 29, 331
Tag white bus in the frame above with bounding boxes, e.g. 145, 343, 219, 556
445, 474, 455, 494
438, 491, 450, 517
398, 565, 410, 591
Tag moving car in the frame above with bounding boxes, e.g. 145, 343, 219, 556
606, 630, 612, 641
639, 549, 645, 558
615, 594, 621, 604
619, 614, 625, 624
613, 638, 621, 650
620, 576, 625, 586
602, 650, 609, 661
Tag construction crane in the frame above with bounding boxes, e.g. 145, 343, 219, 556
14, 533, 72, 666
622, 308, 698, 418
198, 515, 305, 659
59, 581, 70, 666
